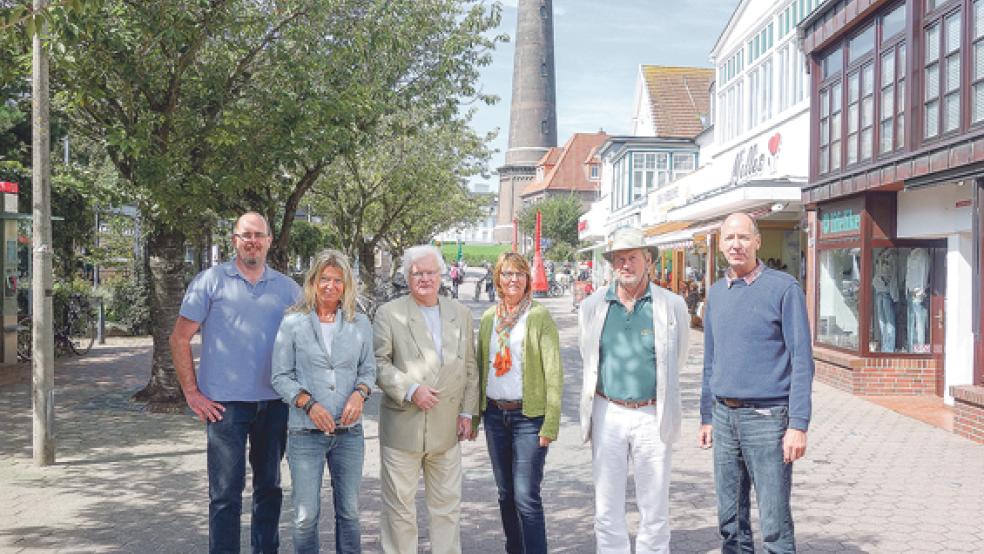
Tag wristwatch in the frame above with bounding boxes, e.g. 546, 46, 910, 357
356, 384, 371, 400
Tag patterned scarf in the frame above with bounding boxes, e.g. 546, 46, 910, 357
493, 296, 532, 377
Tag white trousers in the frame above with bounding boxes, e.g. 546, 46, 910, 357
591, 396, 672, 554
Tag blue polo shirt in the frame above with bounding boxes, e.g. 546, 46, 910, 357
597, 283, 657, 401
179, 260, 300, 401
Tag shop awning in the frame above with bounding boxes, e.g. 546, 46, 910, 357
646, 229, 694, 250
643, 220, 691, 237
667, 180, 803, 222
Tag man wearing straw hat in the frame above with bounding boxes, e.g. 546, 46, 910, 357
578, 226, 691, 553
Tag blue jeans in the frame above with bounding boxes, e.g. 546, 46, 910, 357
712, 401, 795, 554
206, 400, 288, 554
874, 292, 895, 352
287, 426, 365, 554
483, 402, 549, 554
907, 295, 928, 351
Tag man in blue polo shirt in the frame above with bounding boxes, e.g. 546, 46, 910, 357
698, 212, 815, 554
170, 211, 300, 554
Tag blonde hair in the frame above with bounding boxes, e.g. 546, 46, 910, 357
290, 249, 358, 322
493, 252, 532, 300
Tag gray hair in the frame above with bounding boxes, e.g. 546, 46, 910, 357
401, 245, 446, 280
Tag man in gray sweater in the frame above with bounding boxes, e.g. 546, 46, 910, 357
698, 212, 814, 554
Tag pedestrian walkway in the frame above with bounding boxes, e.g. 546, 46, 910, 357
0, 295, 981, 553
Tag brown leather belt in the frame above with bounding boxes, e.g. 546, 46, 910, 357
487, 398, 523, 410
596, 391, 657, 409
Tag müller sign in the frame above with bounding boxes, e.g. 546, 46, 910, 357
728, 133, 781, 187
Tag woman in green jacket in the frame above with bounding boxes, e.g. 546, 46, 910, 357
476, 251, 563, 554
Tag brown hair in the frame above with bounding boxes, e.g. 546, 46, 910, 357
493, 252, 532, 300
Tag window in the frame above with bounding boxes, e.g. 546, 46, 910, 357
589, 165, 599, 180
870, 248, 934, 354
848, 25, 875, 63
818, 248, 862, 350
880, 42, 906, 153
882, 3, 905, 41
924, 9, 962, 140
846, 63, 875, 164
672, 152, 695, 181
632, 153, 657, 197
819, 81, 843, 174
972, 0, 984, 123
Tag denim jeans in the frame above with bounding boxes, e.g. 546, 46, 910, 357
712, 400, 795, 554
907, 295, 928, 352
874, 292, 895, 352
287, 425, 365, 554
483, 402, 549, 554
206, 400, 288, 554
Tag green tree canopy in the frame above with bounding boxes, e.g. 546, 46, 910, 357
518, 194, 586, 248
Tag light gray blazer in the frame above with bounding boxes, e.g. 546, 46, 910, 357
578, 282, 690, 445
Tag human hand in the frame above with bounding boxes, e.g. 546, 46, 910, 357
185, 389, 225, 423
308, 402, 336, 434
457, 415, 475, 441
782, 428, 807, 463
339, 392, 364, 426
698, 424, 713, 449
538, 436, 552, 448
412, 385, 440, 411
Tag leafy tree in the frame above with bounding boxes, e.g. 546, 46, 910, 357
518, 194, 585, 248
287, 220, 328, 271
311, 113, 492, 293
48, 0, 502, 407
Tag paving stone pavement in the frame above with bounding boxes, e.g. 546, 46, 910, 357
1, 285, 982, 553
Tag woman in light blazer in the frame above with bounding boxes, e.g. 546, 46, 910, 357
271, 249, 376, 554
475, 252, 563, 554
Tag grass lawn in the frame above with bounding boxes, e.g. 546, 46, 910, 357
439, 243, 512, 265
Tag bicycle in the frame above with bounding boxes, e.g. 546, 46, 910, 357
17, 293, 97, 361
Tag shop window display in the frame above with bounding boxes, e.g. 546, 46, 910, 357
870, 247, 932, 354
817, 248, 861, 349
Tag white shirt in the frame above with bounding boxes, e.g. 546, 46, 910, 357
320, 321, 338, 359
905, 248, 930, 297
419, 304, 443, 366
486, 310, 529, 401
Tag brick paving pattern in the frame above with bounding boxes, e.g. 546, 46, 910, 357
1, 280, 982, 553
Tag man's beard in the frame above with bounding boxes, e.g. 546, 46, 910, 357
617, 272, 642, 287
240, 254, 261, 267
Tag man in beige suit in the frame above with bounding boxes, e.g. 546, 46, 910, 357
374, 245, 479, 554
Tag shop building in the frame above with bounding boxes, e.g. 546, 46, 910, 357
799, 0, 984, 442
578, 65, 712, 288
659, 0, 821, 296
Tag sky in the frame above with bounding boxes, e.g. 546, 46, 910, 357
470, 0, 739, 190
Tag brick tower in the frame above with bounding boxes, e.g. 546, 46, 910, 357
494, 0, 558, 242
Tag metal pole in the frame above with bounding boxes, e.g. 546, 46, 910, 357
32, 0, 55, 466
95, 209, 105, 344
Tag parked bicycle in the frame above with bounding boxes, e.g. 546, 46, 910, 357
17, 292, 97, 361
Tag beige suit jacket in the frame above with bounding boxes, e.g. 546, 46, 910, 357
374, 294, 479, 453
578, 283, 690, 445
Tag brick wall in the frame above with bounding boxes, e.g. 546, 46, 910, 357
951, 385, 984, 444
813, 347, 938, 396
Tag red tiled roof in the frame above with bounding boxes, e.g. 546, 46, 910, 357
522, 131, 609, 196
641, 65, 714, 139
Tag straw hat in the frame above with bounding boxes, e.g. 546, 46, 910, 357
602, 227, 658, 261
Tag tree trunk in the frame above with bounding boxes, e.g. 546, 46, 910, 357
131, 224, 188, 413
358, 242, 377, 296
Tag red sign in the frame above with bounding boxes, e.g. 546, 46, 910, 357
577, 220, 588, 232
955, 199, 972, 208
0, 182, 18, 194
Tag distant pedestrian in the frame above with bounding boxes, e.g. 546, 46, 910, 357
271, 249, 376, 553
578, 227, 690, 553
373, 245, 479, 554
698, 212, 815, 553
475, 252, 563, 553
170, 211, 300, 554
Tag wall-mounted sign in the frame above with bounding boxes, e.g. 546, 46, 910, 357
820, 208, 861, 234
0, 182, 18, 194
729, 133, 781, 187
577, 220, 588, 233
955, 199, 972, 208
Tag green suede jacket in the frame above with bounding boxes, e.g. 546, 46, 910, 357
475, 301, 563, 440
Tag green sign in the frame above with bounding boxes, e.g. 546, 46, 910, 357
820, 209, 860, 234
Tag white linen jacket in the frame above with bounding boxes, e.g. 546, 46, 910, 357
578, 282, 690, 445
